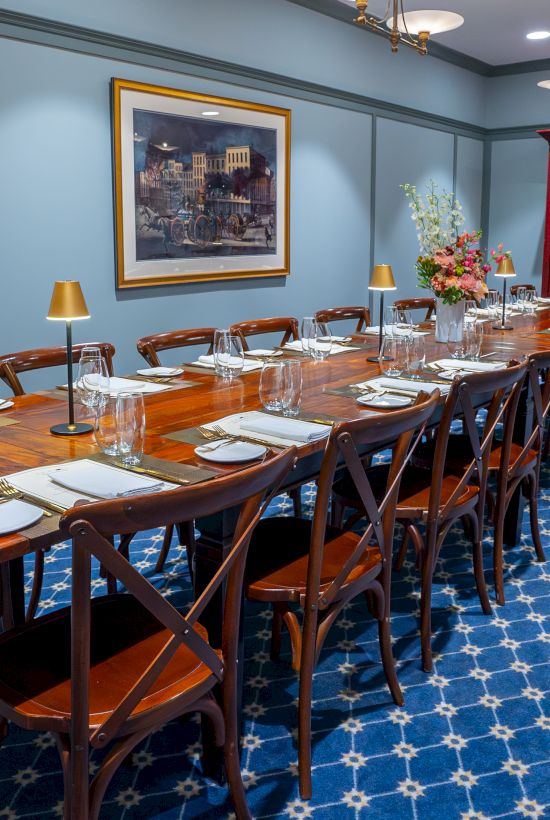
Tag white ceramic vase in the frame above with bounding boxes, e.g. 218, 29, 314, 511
435, 297, 465, 343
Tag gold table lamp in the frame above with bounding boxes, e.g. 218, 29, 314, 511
367, 264, 397, 362
47, 280, 94, 436
493, 257, 516, 331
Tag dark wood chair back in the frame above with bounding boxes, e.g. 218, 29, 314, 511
57, 447, 296, 817
393, 297, 436, 321
136, 328, 216, 367
314, 306, 371, 333
0, 343, 115, 396
229, 317, 299, 351
428, 361, 527, 524
510, 283, 537, 296
306, 391, 439, 612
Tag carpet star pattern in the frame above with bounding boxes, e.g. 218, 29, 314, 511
0, 457, 547, 819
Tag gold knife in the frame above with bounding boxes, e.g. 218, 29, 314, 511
113, 462, 190, 485
10, 490, 65, 515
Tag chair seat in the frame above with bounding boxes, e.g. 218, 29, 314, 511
412, 435, 538, 474
246, 517, 381, 602
332, 464, 478, 518
0, 594, 215, 729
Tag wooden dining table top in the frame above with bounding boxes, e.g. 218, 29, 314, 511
2, 307, 550, 561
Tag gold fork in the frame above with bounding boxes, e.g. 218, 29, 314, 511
0, 479, 55, 517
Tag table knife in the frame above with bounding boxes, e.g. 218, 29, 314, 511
113, 462, 190, 485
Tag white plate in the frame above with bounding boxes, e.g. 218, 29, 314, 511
0, 400, 14, 411
195, 440, 266, 463
246, 348, 282, 357
0, 499, 43, 535
136, 367, 183, 376
357, 393, 412, 408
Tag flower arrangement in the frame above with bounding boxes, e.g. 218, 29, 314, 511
401, 181, 492, 305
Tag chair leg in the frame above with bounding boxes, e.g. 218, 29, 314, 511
526, 476, 547, 563
290, 487, 302, 518
154, 525, 174, 574
492, 499, 507, 607
25, 550, 45, 621
378, 615, 404, 706
394, 525, 410, 571
298, 607, 318, 800
330, 495, 345, 528
470, 513, 491, 615
420, 543, 434, 673
223, 700, 251, 820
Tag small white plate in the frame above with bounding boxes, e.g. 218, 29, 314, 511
136, 367, 183, 376
0, 400, 14, 411
0, 499, 43, 535
195, 440, 266, 463
357, 393, 412, 408
246, 349, 282, 357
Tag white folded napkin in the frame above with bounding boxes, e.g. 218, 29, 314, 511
283, 340, 359, 355
136, 367, 182, 376
194, 355, 263, 372
358, 376, 450, 396
361, 326, 430, 337
48, 461, 164, 499
430, 358, 505, 373
70, 376, 170, 394
246, 348, 281, 357
239, 414, 330, 443
536, 297, 550, 304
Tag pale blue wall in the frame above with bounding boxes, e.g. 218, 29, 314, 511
487, 138, 548, 293
0, 1, 493, 389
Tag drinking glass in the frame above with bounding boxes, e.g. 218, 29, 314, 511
282, 360, 302, 417
301, 317, 315, 354
214, 334, 244, 381
309, 321, 333, 361
464, 300, 478, 324
259, 361, 285, 411
76, 355, 109, 410
94, 393, 118, 455
380, 335, 408, 376
523, 290, 536, 315
116, 392, 145, 465
80, 346, 102, 359
384, 306, 413, 338
465, 321, 483, 359
486, 289, 500, 319
515, 287, 527, 312
213, 329, 230, 376
406, 335, 425, 379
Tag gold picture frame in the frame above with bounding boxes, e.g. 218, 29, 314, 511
112, 78, 291, 289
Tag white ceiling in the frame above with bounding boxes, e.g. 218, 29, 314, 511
336, 0, 550, 65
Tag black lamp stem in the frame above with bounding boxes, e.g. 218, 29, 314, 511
66, 320, 75, 427
378, 291, 384, 356
501, 279, 507, 329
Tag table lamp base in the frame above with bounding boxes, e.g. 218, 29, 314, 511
50, 422, 94, 436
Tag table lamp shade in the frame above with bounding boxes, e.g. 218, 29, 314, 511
495, 257, 516, 278
369, 264, 396, 291
47, 280, 90, 321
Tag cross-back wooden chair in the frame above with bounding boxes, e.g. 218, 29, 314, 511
136, 328, 216, 368
0, 448, 296, 820
0, 343, 115, 397
393, 297, 436, 321
0, 342, 116, 622
509, 283, 537, 297
314, 306, 371, 333
331, 361, 528, 673
245, 391, 439, 799
488, 352, 549, 602
228, 317, 299, 351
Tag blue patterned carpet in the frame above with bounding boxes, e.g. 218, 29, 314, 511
0, 460, 548, 819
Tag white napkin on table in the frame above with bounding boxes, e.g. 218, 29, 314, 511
48, 461, 164, 499
239, 414, 330, 443
358, 376, 450, 396
283, 340, 359, 355
194, 355, 263, 372
430, 358, 505, 373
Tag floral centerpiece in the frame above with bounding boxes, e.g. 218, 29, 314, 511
401, 181, 492, 342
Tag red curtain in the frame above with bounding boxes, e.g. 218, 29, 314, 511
538, 129, 550, 297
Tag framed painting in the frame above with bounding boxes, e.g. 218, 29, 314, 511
112, 78, 291, 288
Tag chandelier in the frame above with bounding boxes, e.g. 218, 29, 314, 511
353, 1, 464, 56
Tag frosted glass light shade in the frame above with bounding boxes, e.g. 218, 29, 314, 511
390, 10, 464, 35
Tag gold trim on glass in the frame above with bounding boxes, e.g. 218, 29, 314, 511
112, 78, 291, 289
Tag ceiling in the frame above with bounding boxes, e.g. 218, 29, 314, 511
335, 0, 550, 66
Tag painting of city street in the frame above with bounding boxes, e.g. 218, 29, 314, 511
112, 79, 290, 287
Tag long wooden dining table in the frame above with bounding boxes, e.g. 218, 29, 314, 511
1, 307, 550, 638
